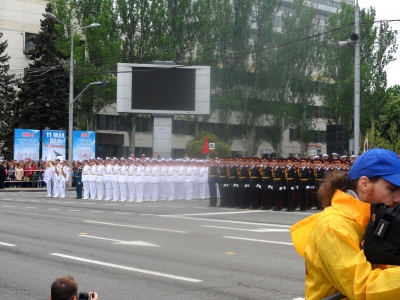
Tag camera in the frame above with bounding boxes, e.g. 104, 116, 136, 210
78, 292, 94, 300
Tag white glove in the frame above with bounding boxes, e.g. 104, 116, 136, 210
268, 185, 271, 189
311, 186, 315, 190
291, 187, 294, 190
296, 186, 299, 189
78, 182, 81, 185
234, 184, 238, 187
257, 184, 261, 189
215, 183, 218, 186
279, 187, 283, 191
306, 186, 310, 189
283, 186, 286, 190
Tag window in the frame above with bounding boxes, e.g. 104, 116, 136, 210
117, 117, 128, 131
172, 120, 194, 135
97, 115, 118, 130
289, 128, 299, 142
25, 33, 37, 53
274, 16, 282, 27
172, 148, 185, 159
310, 131, 327, 143
136, 117, 153, 133
313, 106, 330, 119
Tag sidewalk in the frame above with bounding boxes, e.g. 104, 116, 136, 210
0, 187, 75, 192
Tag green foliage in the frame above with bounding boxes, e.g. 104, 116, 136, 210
185, 131, 231, 158
367, 121, 400, 153
14, 3, 69, 132
320, 4, 397, 152
0, 32, 19, 159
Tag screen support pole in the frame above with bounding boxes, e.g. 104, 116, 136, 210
152, 115, 173, 159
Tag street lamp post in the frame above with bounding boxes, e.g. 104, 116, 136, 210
338, 1, 360, 156
43, 13, 100, 187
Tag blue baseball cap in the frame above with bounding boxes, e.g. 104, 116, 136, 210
348, 148, 400, 186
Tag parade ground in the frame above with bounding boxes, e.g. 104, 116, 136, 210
0, 190, 316, 299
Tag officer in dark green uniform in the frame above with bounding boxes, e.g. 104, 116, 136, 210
74, 160, 83, 199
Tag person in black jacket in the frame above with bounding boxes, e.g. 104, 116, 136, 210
0, 161, 6, 189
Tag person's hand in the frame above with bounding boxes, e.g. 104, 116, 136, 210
89, 291, 99, 300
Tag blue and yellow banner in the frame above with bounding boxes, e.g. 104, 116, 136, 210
73, 131, 96, 161
14, 129, 40, 161
42, 130, 66, 161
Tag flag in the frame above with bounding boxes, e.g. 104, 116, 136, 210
202, 136, 209, 154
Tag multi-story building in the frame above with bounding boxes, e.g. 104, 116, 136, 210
1, 0, 353, 159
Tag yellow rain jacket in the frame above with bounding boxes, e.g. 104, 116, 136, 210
290, 189, 400, 300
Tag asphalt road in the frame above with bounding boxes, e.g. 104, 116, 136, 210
0, 190, 317, 300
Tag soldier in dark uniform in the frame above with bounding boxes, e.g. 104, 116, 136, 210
313, 158, 325, 209
218, 158, 228, 207
237, 158, 249, 208
271, 158, 284, 211
208, 157, 219, 207
284, 157, 297, 212
248, 158, 261, 209
260, 158, 272, 210
74, 160, 83, 199
297, 158, 312, 211
227, 158, 239, 208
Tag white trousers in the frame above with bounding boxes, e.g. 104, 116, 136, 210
46, 179, 52, 196
143, 182, 151, 201
185, 182, 193, 200
105, 180, 113, 200
135, 182, 143, 202
151, 183, 158, 201
53, 178, 60, 197
175, 182, 185, 200
119, 182, 128, 201
167, 182, 175, 200
97, 181, 104, 200
60, 180, 66, 197
89, 181, 97, 199
198, 182, 207, 199
83, 181, 90, 199
128, 182, 135, 201
112, 181, 120, 201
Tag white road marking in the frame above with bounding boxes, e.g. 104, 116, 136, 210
160, 215, 291, 228
167, 206, 183, 208
48, 208, 60, 211
202, 225, 290, 232
292, 298, 305, 300
104, 204, 118, 206
2, 205, 15, 207
50, 253, 202, 282
146, 205, 160, 207
79, 234, 159, 247
115, 212, 131, 215
63, 202, 76, 204
15, 200, 26, 202
89, 211, 103, 213
126, 205, 141, 207
0, 242, 16, 247
81, 203, 95, 205
25, 207, 37, 209
223, 236, 293, 245
47, 201, 60, 203
84, 220, 187, 233
1, 199, 13, 200
193, 207, 210, 209
28, 200, 39, 202
179, 211, 263, 216
68, 210, 80, 212
140, 214, 154, 216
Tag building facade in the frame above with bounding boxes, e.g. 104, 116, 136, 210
1, 0, 354, 159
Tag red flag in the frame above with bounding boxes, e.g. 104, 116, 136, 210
202, 136, 209, 154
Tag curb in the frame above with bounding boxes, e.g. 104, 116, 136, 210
0, 188, 76, 193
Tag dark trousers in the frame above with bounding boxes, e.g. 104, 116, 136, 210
76, 182, 83, 198
227, 182, 238, 207
238, 180, 248, 208
0, 175, 4, 189
273, 188, 283, 210
219, 180, 228, 206
299, 188, 309, 211
286, 188, 296, 211
249, 181, 259, 208
208, 179, 218, 206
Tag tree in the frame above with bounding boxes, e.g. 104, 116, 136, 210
319, 4, 398, 153
14, 3, 69, 132
0, 32, 19, 159
185, 131, 231, 158
52, 0, 122, 130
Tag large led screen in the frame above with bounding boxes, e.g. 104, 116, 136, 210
131, 67, 195, 111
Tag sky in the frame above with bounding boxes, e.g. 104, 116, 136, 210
359, 0, 400, 88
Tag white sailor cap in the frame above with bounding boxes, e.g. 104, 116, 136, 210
322, 154, 328, 157
332, 153, 339, 156
128, 157, 135, 162
120, 158, 126, 162
313, 156, 320, 160
106, 157, 111, 160
350, 154, 357, 158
